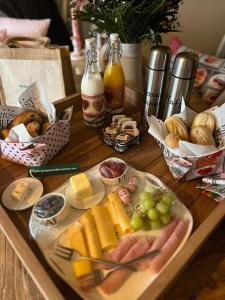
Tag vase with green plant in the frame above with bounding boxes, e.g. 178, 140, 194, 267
71, 0, 183, 91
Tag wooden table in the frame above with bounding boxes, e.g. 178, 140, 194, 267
1, 98, 225, 300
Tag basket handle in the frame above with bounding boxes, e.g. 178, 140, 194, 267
1, 37, 51, 48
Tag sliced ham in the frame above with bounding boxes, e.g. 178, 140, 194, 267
99, 236, 150, 294
148, 219, 187, 274
141, 218, 179, 269
110, 235, 138, 262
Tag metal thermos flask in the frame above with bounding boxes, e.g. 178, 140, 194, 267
144, 45, 171, 119
163, 52, 199, 120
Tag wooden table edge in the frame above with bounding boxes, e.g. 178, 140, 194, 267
139, 200, 225, 300
0, 205, 64, 300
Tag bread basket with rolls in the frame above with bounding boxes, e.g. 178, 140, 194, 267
148, 100, 225, 180
0, 82, 71, 167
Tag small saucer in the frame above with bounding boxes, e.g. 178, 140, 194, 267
65, 175, 105, 210
2, 177, 43, 211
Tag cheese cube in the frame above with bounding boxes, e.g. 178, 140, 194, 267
11, 181, 32, 202
70, 173, 93, 201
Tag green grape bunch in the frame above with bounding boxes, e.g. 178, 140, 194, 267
130, 185, 176, 231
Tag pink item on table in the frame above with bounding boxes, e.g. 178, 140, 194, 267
0, 17, 50, 39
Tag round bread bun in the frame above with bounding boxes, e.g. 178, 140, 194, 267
164, 133, 180, 149
11, 111, 42, 128
191, 112, 215, 133
164, 116, 189, 141
190, 125, 215, 146
26, 121, 41, 137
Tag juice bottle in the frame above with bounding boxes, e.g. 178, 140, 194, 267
104, 33, 125, 114
81, 38, 105, 127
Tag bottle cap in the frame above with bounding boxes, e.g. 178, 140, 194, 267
172, 52, 199, 79
110, 33, 119, 40
147, 45, 172, 71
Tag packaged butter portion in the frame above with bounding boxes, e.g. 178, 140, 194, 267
11, 180, 32, 201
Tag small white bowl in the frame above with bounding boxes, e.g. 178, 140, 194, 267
98, 157, 127, 186
32, 192, 69, 226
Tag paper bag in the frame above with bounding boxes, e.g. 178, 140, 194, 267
0, 37, 75, 106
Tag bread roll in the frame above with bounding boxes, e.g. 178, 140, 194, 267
26, 121, 41, 137
190, 125, 215, 146
164, 116, 189, 141
164, 133, 180, 149
11, 111, 42, 127
191, 112, 215, 133
1, 128, 10, 139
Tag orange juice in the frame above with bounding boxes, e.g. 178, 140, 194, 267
104, 33, 125, 113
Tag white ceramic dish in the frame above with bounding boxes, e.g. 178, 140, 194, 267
2, 177, 43, 211
29, 158, 193, 300
33, 193, 69, 227
98, 157, 127, 186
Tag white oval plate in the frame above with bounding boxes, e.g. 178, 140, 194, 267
2, 177, 43, 211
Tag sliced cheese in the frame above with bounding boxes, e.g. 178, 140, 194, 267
107, 192, 132, 236
70, 173, 93, 202
91, 205, 118, 251
79, 212, 102, 258
11, 181, 32, 201
60, 222, 92, 278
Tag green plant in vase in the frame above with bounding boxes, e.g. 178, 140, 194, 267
71, 0, 183, 91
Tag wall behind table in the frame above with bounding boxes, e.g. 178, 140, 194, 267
162, 0, 225, 55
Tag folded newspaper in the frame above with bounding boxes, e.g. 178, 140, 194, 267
148, 101, 225, 180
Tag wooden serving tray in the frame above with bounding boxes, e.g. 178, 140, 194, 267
1, 94, 225, 300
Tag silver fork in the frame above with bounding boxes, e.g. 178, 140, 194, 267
54, 244, 160, 269
54, 244, 136, 271
76, 266, 124, 289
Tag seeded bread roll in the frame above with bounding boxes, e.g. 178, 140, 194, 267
11, 111, 42, 128
191, 112, 215, 133
190, 125, 215, 146
164, 116, 189, 141
164, 133, 180, 149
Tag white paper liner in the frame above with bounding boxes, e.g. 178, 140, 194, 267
148, 100, 225, 180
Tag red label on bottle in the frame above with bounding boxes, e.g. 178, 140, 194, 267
104, 86, 125, 111
82, 93, 105, 127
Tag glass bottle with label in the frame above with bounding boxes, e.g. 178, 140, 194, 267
104, 33, 125, 114
81, 38, 105, 127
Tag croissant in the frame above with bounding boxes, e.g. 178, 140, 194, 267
1, 128, 10, 139
26, 121, 41, 137
11, 111, 42, 127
